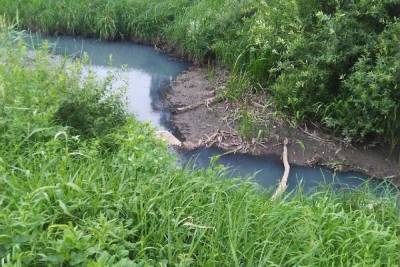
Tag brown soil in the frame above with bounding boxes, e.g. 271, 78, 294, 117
167, 66, 400, 185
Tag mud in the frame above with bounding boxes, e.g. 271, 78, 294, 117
167, 66, 400, 185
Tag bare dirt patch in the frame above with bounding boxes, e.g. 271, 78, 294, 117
167, 66, 400, 185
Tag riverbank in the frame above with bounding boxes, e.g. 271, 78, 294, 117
168, 66, 400, 184
2, 0, 399, 182
22, 28, 400, 184
2, 21, 400, 266
1, 0, 400, 148
33, 32, 399, 184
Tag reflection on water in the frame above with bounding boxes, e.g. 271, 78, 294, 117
29, 34, 370, 190
31, 35, 188, 129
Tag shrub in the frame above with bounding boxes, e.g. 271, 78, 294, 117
270, 1, 400, 145
167, 0, 249, 61
325, 21, 400, 144
232, 0, 302, 84
53, 74, 127, 139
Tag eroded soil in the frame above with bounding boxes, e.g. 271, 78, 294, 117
167, 66, 400, 185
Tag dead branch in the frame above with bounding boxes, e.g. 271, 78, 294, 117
176, 102, 203, 112
206, 96, 221, 109
175, 96, 221, 113
272, 138, 290, 200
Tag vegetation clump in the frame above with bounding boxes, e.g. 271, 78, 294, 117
53, 75, 127, 139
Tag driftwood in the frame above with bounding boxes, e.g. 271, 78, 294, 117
272, 138, 290, 200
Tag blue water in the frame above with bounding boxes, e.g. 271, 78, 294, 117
182, 147, 367, 191
28, 34, 370, 191
28, 34, 188, 129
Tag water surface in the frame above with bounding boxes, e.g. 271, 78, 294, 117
30, 35, 368, 191
182, 147, 367, 191
32, 35, 188, 128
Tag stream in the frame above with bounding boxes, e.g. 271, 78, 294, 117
29, 35, 369, 191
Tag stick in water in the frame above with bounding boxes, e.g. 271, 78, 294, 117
272, 138, 290, 200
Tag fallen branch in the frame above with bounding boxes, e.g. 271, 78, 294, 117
220, 145, 244, 156
205, 96, 220, 109
272, 138, 290, 200
175, 96, 222, 113
299, 126, 329, 143
176, 102, 204, 113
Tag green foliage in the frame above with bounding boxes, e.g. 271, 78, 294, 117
2, 0, 399, 145
232, 0, 303, 83
225, 70, 253, 101
0, 0, 192, 41
166, 0, 252, 61
271, 2, 387, 120
269, 0, 400, 145
325, 21, 400, 145
237, 109, 269, 140
1, 23, 400, 267
53, 73, 127, 139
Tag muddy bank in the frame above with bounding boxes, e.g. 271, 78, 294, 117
167, 66, 400, 185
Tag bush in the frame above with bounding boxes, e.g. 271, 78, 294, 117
167, 0, 249, 61
325, 21, 400, 144
231, 0, 302, 84
269, 1, 400, 145
53, 75, 127, 139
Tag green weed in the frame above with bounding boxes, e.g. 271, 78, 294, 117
0, 15, 400, 267
237, 110, 269, 140
1, 0, 400, 145
206, 61, 216, 82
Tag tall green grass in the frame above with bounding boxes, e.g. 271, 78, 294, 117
1, 0, 399, 147
0, 24, 400, 266
0, 0, 192, 41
